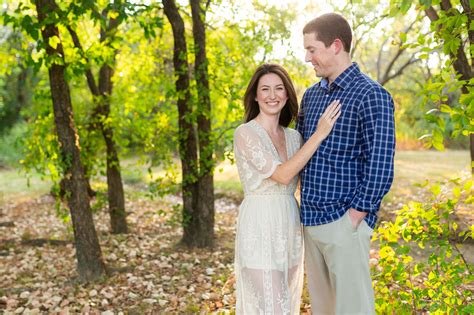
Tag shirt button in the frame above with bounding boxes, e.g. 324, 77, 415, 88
326, 94, 329, 97
302, 188, 305, 192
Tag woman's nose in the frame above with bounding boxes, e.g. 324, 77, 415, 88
269, 89, 276, 99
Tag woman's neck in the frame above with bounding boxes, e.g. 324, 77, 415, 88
255, 113, 281, 134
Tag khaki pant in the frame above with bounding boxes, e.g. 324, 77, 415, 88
304, 211, 375, 315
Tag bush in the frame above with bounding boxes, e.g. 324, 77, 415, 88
0, 122, 26, 168
373, 176, 474, 314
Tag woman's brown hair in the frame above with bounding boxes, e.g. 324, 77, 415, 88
243, 63, 298, 127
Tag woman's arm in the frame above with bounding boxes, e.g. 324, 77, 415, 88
270, 100, 341, 185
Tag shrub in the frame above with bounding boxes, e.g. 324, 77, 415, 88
373, 176, 473, 314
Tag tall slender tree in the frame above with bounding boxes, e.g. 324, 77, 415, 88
189, 0, 214, 247
34, 0, 106, 281
66, 2, 128, 233
162, 0, 214, 247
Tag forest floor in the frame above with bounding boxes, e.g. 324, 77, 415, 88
0, 150, 472, 314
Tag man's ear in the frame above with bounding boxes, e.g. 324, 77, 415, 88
333, 38, 344, 54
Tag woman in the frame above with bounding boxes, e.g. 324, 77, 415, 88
233, 63, 340, 314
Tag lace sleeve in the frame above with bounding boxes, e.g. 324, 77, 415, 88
234, 125, 281, 191
296, 130, 303, 149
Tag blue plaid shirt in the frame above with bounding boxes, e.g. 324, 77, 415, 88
297, 63, 395, 229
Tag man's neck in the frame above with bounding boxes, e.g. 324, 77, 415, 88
327, 60, 353, 84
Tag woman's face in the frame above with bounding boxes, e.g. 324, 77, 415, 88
255, 73, 288, 118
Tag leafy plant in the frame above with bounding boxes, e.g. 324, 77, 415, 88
373, 176, 473, 313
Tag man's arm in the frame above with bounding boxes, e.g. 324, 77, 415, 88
349, 87, 396, 225
296, 94, 306, 138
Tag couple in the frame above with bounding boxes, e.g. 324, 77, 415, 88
233, 13, 395, 314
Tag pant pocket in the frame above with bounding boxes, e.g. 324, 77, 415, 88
343, 211, 359, 233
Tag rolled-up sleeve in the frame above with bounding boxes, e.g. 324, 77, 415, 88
350, 88, 395, 214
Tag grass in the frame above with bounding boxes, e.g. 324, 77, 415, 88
394, 150, 470, 183
0, 169, 52, 205
214, 149, 472, 200
0, 150, 470, 206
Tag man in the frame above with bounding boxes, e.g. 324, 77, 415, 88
297, 13, 395, 314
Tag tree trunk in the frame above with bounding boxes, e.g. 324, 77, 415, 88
34, 0, 106, 282
66, 14, 128, 233
98, 61, 128, 234
162, 0, 202, 246
471, 134, 474, 174
189, 0, 215, 247
96, 10, 127, 234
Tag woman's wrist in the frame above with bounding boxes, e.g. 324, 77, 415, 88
311, 130, 325, 144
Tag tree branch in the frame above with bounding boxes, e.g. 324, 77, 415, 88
381, 56, 420, 86
376, 36, 391, 82
66, 26, 99, 96
425, 5, 472, 88
440, 0, 453, 11
379, 19, 418, 85
424, 6, 440, 22
460, 0, 473, 51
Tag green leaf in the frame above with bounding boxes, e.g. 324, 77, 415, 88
430, 183, 441, 196
439, 104, 453, 113
400, 32, 407, 43
432, 141, 445, 151
461, 303, 474, 314
417, 34, 426, 45
463, 180, 472, 191
453, 186, 461, 198
399, 0, 413, 14
419, 0, 432, 7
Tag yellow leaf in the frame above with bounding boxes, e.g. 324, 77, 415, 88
428, 271, 436, 280
32, 48, 45, 63
108, 11, 119, 19
379, 246, 394, 259
452, 222, 458, 231
402, 256, 413, 264
48, 35, 61, 49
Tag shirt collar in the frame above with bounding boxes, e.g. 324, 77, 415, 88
319, 62, 360, 91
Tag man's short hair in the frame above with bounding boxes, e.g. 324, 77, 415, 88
303, 13, 352, 53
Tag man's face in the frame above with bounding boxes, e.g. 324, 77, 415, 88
304, 32, 336, 79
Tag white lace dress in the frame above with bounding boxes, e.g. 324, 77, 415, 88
233, 120, 304, 315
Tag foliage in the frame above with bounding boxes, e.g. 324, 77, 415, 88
0, 26, 37, 135
389, 0, 473, 152
0, 122, 26, 167
373, 176, 474, 313
327, 0, 438, 148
